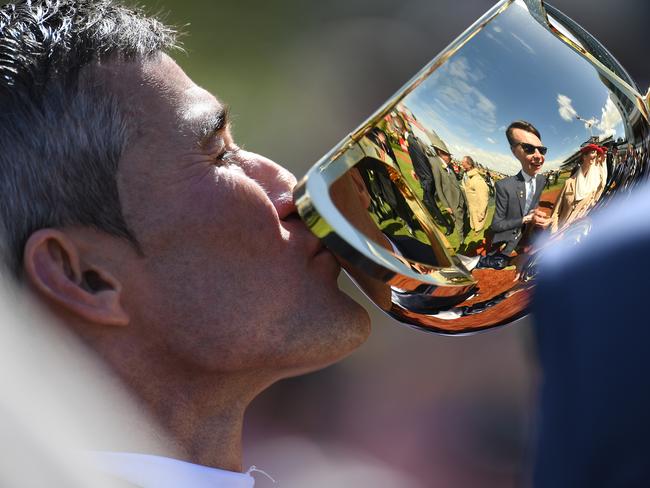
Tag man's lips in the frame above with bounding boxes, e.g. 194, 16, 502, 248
274, 198, 298, 221
275, 189, 337, 261
279, 209, 331, 259
312, 241, 330, 258
304, 228, 336, 261
306, 231, 331, 258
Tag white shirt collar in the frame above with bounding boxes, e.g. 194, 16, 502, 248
89, 452, 255, 488
520, 170, 534, 182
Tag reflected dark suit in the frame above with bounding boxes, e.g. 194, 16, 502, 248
532, 184, 650, 487
490, 171, 545, 254
407, 134, 449, 231
357, 158, 416, 229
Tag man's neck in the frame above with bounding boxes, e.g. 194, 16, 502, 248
84, 328, 276, 472
133, 366, 278, 472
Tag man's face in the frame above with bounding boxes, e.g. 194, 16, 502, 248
438, 150, 452, 165
461, 158, 471, 172
104, 54, 370, 374
509, 127, 545, 177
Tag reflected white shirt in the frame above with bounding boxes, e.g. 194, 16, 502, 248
90, 452, 255, 488
521, 171, 536, 214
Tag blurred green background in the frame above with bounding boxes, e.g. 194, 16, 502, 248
133, 1, 648, 486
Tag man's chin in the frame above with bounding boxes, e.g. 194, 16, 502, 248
328, 291, 371, 346
344, 301, 372, 349
282, 315, 370, 379
303, 296, 371, 373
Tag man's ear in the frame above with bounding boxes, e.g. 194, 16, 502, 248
23, 229, 129, 326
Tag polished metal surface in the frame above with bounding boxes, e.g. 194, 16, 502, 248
295, 0, 650, 334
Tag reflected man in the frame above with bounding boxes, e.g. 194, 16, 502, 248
404, 128, 452, 234
362, 129, 418, 231
430, 136, 467, 242
491, 121, 549, 255
461, 156, 490, 233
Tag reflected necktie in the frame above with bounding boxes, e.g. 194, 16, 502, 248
525, 177, 535, 214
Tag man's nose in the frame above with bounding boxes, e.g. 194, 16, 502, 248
239, 150, 298, 214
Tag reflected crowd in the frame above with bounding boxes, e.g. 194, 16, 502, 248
332, 103, 649, 326
356, 106, 649, 273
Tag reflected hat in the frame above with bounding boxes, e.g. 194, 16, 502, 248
580, 143, 603, 155
429, 133, 451, 155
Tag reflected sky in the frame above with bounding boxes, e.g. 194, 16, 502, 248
403, 0, 625, 176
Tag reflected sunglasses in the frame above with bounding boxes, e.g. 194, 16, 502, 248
513, 142, 548, 156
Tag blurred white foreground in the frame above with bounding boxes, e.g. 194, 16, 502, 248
0, 280, 171, 487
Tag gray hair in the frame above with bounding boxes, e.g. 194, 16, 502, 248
0, 0, 178, 278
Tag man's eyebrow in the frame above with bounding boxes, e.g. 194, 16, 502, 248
196, 105, 230, 147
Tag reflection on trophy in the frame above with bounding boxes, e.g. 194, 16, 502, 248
295, 0, 650, 334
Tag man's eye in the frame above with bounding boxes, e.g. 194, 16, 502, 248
214, 147, 240, 165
